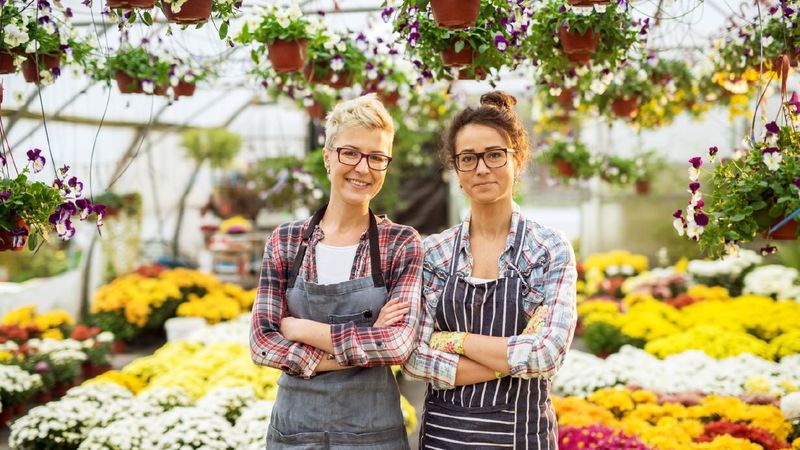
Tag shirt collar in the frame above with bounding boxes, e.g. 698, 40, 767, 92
459, 202, 523, 258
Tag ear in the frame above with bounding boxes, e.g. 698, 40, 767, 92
323, 149, 330, 171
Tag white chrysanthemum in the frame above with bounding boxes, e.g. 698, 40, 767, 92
139, 387, 194, 412
197, 386, 256, 424
234, 400, 276, 450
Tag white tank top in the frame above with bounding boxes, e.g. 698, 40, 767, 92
315, 242, 359, 284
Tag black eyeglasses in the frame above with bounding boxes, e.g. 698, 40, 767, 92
332, 147, 393, 171
453, 148, 515, 172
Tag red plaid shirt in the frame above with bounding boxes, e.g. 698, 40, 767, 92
250, 215, 423, 379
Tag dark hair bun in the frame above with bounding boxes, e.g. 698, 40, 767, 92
480, 91, 517, 110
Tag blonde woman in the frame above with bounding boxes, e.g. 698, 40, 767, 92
403, 91, 577, 449
250, 94, 420, 449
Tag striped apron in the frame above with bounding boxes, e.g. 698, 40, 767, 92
420, 219, 558, 450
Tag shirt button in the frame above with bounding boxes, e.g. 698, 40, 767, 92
261, 351, 266, 356
376, 341, 383, 347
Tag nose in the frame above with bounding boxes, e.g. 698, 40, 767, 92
354, 155, 370, 173
475, 156, 491, 174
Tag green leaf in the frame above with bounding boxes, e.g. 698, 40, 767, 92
478, 44, 489, 54
27, 233, 37, 251
454, 40, 465, 54
751, 200, 767, 210
729, 213, 746, 222
127, 13, 136, 24
142, 11, 153, 26
218, 22, 229, 40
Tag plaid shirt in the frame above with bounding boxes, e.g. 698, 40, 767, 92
250, 215, 423, 379
402, 203, 577, 389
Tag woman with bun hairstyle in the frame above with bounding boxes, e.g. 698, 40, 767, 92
402, 91, 577, 449
251, 94, 420, 449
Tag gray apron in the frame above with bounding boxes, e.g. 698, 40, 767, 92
267, 205, 409, 450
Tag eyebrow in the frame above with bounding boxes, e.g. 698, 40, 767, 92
456, 146, 506, 153
338, 145, 389, 155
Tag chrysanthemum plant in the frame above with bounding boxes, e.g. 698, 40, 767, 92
0, 150, 104, 251
673, 94, 800, 258
384, 0, 532, 81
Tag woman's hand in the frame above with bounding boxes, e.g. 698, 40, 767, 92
374, 298, 410, 327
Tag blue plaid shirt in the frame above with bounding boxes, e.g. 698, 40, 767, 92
402, 203, 577, 389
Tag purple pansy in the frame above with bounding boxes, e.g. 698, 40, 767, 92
765, 121, 780, 134
762, 146, 780, 154
689, 182, 700, 193
694, 213, 709, 227
11, 227, 28, 248
672, 209, 682, 218
0, 190, 9, 204
494, 34, 509, 52
708, 146, 718, 157
760, 245, 777, 256
26, 148, 46, 173
688, 156, 703, 168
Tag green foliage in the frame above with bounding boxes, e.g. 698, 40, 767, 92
583, 321, 645, 356
598, 154, 639, 186
180, 128, 242, 167
85, 312, 141, 342
92, 192, 142, 217
0, 241, 72, 282
530, 1, 640, 80
235, 3, 318, 44
245, 156, 324, 212
0, 169, 66, 249
536, 139, 597, 180
106, 46, 172, 86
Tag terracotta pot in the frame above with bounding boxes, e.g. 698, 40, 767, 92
21, 53, 61, 83
565, 52, 593, 65
567, 0, 610, 5
0, 407, 12, 426
115, 71, 143, 94
12, 402, 24, 416
267, 39, 308, 73
611, 96, 639, 118
0, 50, 16, 74
763, 217, 798, 240
161, 0, 212, 24
111, 340, 126, 354
558, 26, 599, 61
173, 81, 196, 97
35, 389, 52, 405
430, 0, 480, 29
557, 88, 576, 109
302, 64, 354, 89
0, 217, 28, 252
378, 91, 400, 106
635, 180, 650, 195
305, 102, 325, 120
556, 160, 577, 177
82, 363, 112, 379
440, 42, 474, 67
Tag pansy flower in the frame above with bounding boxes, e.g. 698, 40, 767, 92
708, 146, 718, 163
26, 149, 45, 173
762, 147, 782, 171
688, 156, 703, 181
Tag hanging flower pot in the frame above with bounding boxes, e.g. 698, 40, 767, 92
115, 71, 144, 94
440, 41, 474, 67
556, 160, 577, 177
430, 0, 481, 29
457, 66, 487, 80
377, 91, 400, 107
267, 39, 308, 73
635, 180, 650, 195
558, 25, 599, 64
0, 50, 16, 74
557, 88, 576, 110
611, 96, 639, 117
567, 0, 610, 5
0, 217, 28, 252
763, 217, 798, 240
161, 0, 212, 24
303, 64, 354, 89
305, 102, 326, 120
173, 81, 196, 97
21, 54, 61, 83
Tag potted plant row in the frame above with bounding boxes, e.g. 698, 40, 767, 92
103, 46, 207, 97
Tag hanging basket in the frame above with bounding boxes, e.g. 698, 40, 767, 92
556, 88, 576, 110
115, 71, 144, 94
457, 66, 487, 80
567, 0, 610, 5
611, 96, 639, 118
21, 54, 61, 83
559, 25, 599, 64
0, 217, 28, 252
161, 0, 212, 24
430, 0, 481, 29
556, 160, 577, 177
0, 51, 16, 74
303, 63, 354, 89
267, 39, 308, 73
173, 81, 196, 97
763, 217, 798, 240
377, 91, 400, 107
305, 102, 326, 120
440, 42, 474, 67
635, 180, 650, 195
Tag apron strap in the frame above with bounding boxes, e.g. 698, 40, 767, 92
449, 223, 466, 275
287, 204, 385, 289
511, 217, 527, 266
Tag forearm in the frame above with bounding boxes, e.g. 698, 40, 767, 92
314, 354, 351, 372
291, 320, 335, 354
463, 333, 511, 374
454, 356, 497, 386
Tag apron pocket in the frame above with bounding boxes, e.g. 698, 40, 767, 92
422, 400, 515, 448
267, 424, 327, 448
328, 426, 408, 449
328, 309, 374, 326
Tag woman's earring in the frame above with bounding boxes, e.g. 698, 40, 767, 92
325, 167, 330, 175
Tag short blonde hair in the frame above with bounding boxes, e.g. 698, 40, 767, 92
324, 94, 395, 151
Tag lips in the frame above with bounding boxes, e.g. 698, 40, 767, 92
346, 178, 372, 189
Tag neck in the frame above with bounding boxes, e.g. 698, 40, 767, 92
321, 194, 370, 234
469, 200, 513, 239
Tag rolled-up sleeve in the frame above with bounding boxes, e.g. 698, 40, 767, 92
401, 284, 460, 390
506, 234, 577, 379
250, 226, 323, 378
330, 232, 423, 367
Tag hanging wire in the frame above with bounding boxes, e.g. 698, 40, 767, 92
88, 0, 114, 201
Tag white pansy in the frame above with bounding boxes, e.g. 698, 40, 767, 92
3, 23, 29, 48
673, 218, 685, 236
688, 166, 700, 181
549, 86, 562, 97
686, 221, 702, 239
141, 80, 155, 94
763, 151, 782, 171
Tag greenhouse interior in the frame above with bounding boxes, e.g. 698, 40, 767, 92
1, 0, 800, 448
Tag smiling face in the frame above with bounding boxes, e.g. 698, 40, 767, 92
453, 123, 516, 206
324, 126, 393, 208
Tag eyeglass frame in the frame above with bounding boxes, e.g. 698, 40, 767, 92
329, 146, 393, 171
452, 147, 516, 172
